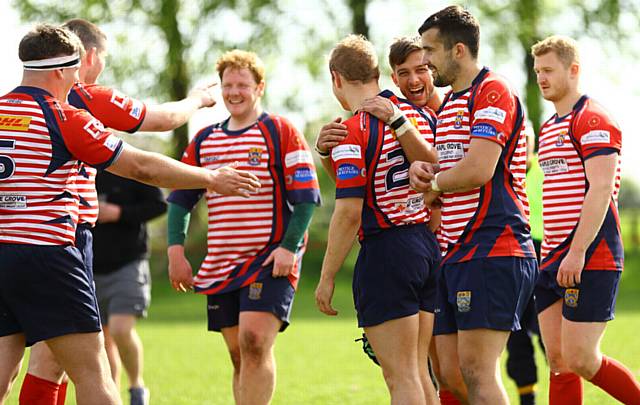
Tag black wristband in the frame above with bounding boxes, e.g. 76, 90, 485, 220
390, 114, 408, 131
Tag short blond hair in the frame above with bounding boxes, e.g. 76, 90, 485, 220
329, 34, 380, 83
531, 35, 580, 67
216, 50, 265, 84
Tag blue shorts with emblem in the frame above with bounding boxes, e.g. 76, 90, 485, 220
434, 256, 537, 335
0, 243, 101, 346
206, 273, 296, 332
535, 269, 620, 322
353, 224, 439, 328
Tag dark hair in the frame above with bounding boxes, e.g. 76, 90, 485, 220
418, 5, 480, 59
62, 18, 107, 52
388, 36, 422, 69
19, 23, 83, 62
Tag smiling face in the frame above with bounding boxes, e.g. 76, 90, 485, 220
221, 67, 264, 120
420, 28, 459, 88
533, 51, 576, 102
391, 49, 434, 107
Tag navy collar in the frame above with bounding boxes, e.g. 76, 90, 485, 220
12, 86, 53, 98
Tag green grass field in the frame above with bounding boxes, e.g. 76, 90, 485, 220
6, 254, 640, 405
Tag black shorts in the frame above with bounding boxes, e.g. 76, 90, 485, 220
434, 257, 538, 335
0, 243, 101, 346
535, 269, 620, 322
206, 274, 295, 332
353, 224, 439, 328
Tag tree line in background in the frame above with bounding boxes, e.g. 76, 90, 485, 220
13, 0, 640, 255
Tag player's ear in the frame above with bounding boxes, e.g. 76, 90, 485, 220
569, 61, 580, 78
331, 71, 342, 88
391, 71, 399, 87
257, 80, 265, 97
86, 47, 97, 65
453, 42, 466, 60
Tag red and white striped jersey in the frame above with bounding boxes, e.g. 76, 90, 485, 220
331, 90, 437, 238
67, 82, 147, 226
539, 95, 623, 271
0, 86, 123, 245
435, 68, 533, 263
168, 113, 321, 294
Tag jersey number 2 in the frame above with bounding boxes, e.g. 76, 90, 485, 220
385, 149, 409, 191
0, 140, 16, 180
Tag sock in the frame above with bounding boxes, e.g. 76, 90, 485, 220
518, 383, 536, 405
56, 381, 68, 405
19, 373, 60, 405
439, 388, 462, 405
549, 372, 582, 405
589, 356, 640, 405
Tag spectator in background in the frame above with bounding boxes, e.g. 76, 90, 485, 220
92, 171, 167, 405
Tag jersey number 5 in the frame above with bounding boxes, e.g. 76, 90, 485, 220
385, 149, 409, 191
0, 140, 16, 180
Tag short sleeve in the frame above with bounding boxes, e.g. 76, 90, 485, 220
276, 116, 321, 205
331, 115, 367, 199
75, 84, 147, 133
60, 108, 123, 170
469, 79, 518, 148
573, 107, 621, 160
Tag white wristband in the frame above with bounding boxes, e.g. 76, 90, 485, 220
394, 120, 414, 138
430, 172, 441, 192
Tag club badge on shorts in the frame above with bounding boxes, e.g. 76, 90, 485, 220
565, 289, 579, 308
248, 148, 263, 166
456, 291, 472, 313
249, 282, 263, 300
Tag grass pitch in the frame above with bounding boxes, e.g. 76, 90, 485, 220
6, 255, 640, 404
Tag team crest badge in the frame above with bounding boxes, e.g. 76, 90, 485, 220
564, 289, 579, 308
454, 110, 465, 129
247, 148, 263, 166
556, 130, 567, 146
248, 282, 263, 300
456, 291, 472, 313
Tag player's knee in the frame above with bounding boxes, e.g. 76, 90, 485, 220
108, 323, 134, 343
239, 329, 270, 361
563, 349, 598, 378
29, 354, 65, 381
544, 347, 566, 373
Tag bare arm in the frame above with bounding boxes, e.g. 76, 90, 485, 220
138, 83, 217, 132
315, 198, 362, 316
107, 143, 260, 195
557, 153, 618, 287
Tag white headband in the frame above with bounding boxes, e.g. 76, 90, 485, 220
23, 53, 80, 71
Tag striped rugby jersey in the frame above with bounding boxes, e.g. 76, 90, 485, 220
67, 82, 147, 226
0, 86, 123, 245
331, 90, 437, 238
539, 95, 623, 272
435, 68, 534, 264
167, 112, 321, 294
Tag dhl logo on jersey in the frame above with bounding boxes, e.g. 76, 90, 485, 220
0, 115, 31, 131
